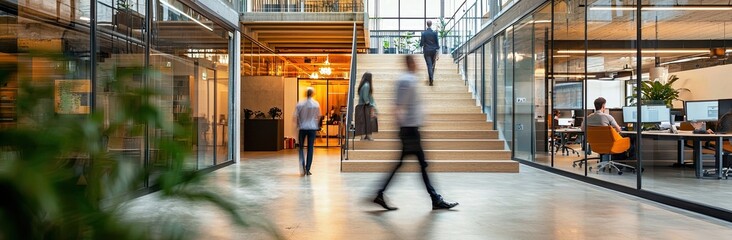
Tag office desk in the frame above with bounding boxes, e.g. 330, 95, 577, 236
553, 128, 583, 156
621, 131, 732, 179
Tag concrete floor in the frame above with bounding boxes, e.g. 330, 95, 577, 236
123, 148, 732, 240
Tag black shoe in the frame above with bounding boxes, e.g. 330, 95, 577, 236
432, 200, 458, 210
306, 171, 312, 175
429, 82, 433, 86
373, 194, 398, 210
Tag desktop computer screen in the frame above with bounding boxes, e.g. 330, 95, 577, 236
608, 108, 624, 125
557, 118, 574, 126
622, 106, 671, 123
685, 101, 718, 122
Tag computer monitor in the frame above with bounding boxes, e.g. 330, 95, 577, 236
608, 108, 624, 125
685, 100, 718, 122
622, 106, 671, 123
670, 108, 684, 122
557, 118, 574, 126
573, 117, 583, 127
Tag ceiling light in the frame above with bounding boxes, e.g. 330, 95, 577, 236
590, 6, 636, 11
589, 5, 732, 11
659, 57, 708, 65
550, 74, 596, 78
645, 6, 732, 11
557, 49, 711, 54
319, 56, 332, 76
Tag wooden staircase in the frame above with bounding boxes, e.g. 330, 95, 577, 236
342, 54, 519, 173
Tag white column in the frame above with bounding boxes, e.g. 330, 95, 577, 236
233, 30, 242, 163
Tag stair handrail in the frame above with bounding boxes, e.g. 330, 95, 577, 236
341, 22, 358, 165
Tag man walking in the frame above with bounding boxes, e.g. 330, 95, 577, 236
420, 20, 440, 86
294, 87, 321, 176
373, 55, 458, 211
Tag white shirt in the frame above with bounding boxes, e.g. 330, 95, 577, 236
294, 98, 321, 130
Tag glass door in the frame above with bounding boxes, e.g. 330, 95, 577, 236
297, 78, 346, 147
513, 16, 536, 161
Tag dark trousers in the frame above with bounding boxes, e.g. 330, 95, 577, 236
378, 127, 439, 200
298, 130, 316, 172
423, 50, 437, 83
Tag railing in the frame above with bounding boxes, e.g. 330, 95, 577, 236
251, 0, 364, 12
341, 22, 358, 166
368, 30, 461, 55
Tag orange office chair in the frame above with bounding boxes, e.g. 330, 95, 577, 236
586, 126, 636, 175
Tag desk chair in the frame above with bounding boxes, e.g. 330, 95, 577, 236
705, 141, 732, 179
554, 129, 581, 157
586, 126, 636, 175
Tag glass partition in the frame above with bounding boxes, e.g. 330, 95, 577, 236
638, 0, 732, 212
0, 0, 236, 192
582, 0, 638, 188
548, 0, 585, 171
452, 0, 732, 220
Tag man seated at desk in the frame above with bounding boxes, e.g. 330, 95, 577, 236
580, 97, 622, 133
581, 97, 631, 159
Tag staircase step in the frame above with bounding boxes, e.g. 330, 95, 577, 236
372, 98, 475, 106
378, 105, 481, 114
372, 92, 472, 99
371, 98, 476, 108
378, 121, 492, 130
359, 72, 462, 81
372, 130, 499, 139
341, 160, 519, 172
372, 84, 470, 93
375, 113, 487, 121
352, 139, 505, 150
348, 150, 511, 160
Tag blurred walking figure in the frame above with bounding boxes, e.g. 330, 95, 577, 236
356, 72, 378, 141
420, 20, 440, 86
294, 87, 321, 176
372, 55, 458, 211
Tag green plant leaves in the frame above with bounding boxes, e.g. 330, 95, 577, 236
627, 74, 689, 107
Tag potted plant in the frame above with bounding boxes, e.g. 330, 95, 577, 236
382, 40, 394, 54
243, 108, 254, 120
268, 107, 282, 119
253, 111, 266, 119
627, 75, 690, 107
437, 17, 450, 54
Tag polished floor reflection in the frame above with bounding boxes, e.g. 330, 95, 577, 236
537, 144, 732, 211
123, 149, 732, 239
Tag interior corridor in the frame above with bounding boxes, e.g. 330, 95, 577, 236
123, 149, 732, 239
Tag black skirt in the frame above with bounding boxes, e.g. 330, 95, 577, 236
355, 104, 379, 136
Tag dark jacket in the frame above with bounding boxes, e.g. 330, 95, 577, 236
420, 28, 439, 52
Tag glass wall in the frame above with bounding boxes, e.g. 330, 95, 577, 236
0, 0, 236, 190
435, 1, 732, 218
457, 0, 732, 220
